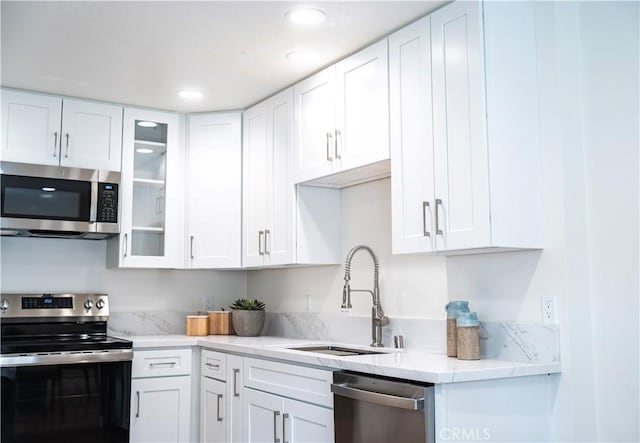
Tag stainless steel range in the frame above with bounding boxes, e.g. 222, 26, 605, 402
0, 293, 132, 443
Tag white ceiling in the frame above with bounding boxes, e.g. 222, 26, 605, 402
1, 1, 445, 113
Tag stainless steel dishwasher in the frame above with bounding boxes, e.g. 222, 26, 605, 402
332, 372, 435, 443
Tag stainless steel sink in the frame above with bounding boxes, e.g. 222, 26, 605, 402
287, 345, 389, 357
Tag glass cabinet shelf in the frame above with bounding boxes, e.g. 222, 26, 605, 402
132, 226, 164, 232
133, 178, 165, 186
134, 139, 167, 147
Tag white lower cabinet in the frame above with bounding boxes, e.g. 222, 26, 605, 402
226, 354, 244, 442
130, 376, 191, 443
243, 357, 334, 443
201, 377, 226, 442
200, 350, 244, 443
284, 397, 334, 443
130, 348, 193, 443
243, 388, 334, 443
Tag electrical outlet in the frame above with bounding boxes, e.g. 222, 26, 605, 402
304, 294, 311, 313
204, 296, 215, 312
541, 296, 556, 324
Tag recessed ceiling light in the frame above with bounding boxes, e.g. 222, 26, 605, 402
286, 51, 320, 64
286, 8, 326, 25
178, 89, 204, 99
137, 121, 157, 128
136, 148, 154, 154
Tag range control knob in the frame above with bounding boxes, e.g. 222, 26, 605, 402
0, 299, 8, 313
84, 299, 94, 310
96, 299, 106, 310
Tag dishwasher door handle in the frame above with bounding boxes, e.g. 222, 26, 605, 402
331, 383, 424, 410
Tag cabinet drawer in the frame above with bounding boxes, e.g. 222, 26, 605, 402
132, 348, 192, 378
244, 357, 333, 408
201, 349, 227, 380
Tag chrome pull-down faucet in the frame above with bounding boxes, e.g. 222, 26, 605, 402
342, 245, 389, 347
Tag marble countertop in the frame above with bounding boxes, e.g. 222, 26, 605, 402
123, 334, 561, 384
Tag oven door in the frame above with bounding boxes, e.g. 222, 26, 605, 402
1, 352, 132, 443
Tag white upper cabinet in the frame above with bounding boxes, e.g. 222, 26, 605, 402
60, 98, 123, 170
335, 39, 389, 171
243, 88, 340, 268
243, 89, 295, 268
243, 102, 269, 267
293, 39, 390, 187
431, 1, 490, 252
389, 16, 436, 254
390, 1, 543, 255
293, 66, 336, 183
186, 112, 242, 269
1, 90, 62, 166
109, 108, 183, 268
1, 89, 122, 170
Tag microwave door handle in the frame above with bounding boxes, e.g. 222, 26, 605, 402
89, 181, 98, 225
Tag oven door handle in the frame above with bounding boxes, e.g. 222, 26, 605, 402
0, 349, 133, 368
331, 383, 424, 410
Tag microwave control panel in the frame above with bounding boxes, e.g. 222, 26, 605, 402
97, 183, 118, 223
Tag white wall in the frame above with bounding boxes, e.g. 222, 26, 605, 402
579, 2, 639, 440
0, 237, 246, 312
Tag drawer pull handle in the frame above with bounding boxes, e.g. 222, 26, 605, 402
205, 362, 220, 369
149, 362, 176, 368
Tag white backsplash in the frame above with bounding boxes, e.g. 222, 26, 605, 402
262, 312, 560, 363
108, 310, 559, 364
108, 311, 193, 336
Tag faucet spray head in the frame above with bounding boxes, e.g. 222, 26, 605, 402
341, 282, 352, 309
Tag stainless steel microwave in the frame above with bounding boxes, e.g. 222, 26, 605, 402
0, 162, 120, 239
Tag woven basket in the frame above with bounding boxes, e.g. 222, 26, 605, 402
446, 318, 458, 357
456, 326, 480, 360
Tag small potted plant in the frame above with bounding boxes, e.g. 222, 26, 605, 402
229, 298, 266, 337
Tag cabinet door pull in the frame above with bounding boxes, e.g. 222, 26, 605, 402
264, 229, 270, 255
326, 132, 333, 161
422, 201, 431, 237
435, 199, 443, 235
216, 393, 223, 422
273, 411, 281, 443
135, 390, 140, 418
233, 368, 240, 397
53, 131, 58, 157
334, 130, 341, 159
282, 413, 290, 443
258, 231, 264, 256
190, 235, 195, 259
64, 133, 70, 158
123, 233, 128, 258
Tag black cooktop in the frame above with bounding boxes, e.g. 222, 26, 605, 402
1, 335, 132, 355
0, 318, 132, 355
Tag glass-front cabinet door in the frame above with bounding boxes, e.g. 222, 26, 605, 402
110, 108, 183, 268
